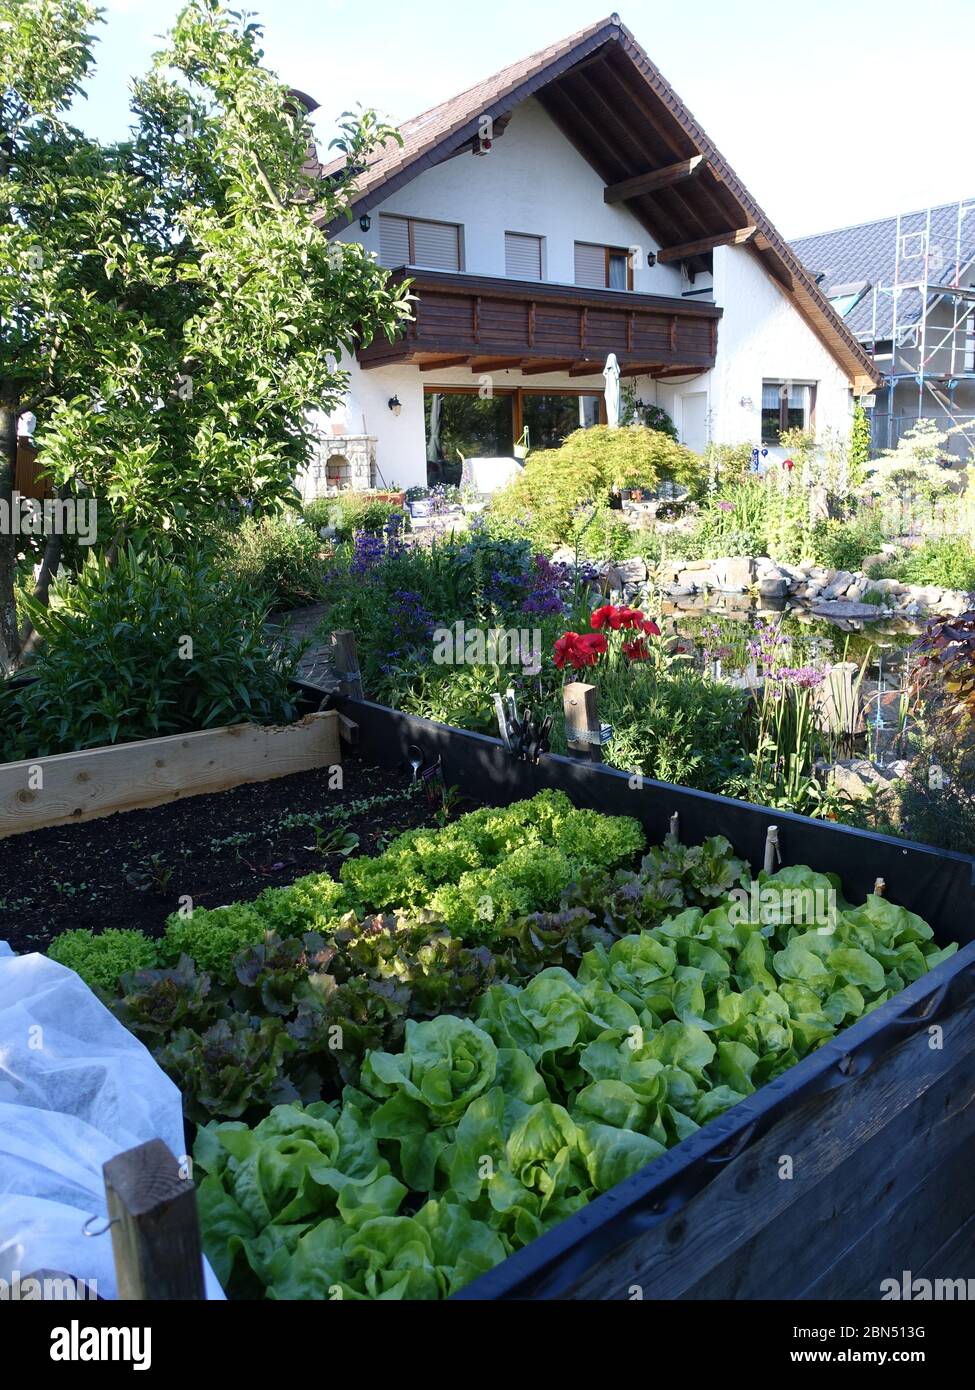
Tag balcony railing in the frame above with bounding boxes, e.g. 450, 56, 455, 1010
357, 267, 721, 377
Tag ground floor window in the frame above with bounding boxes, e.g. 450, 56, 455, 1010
761, 380, 816, 444
423, 388, 603, 483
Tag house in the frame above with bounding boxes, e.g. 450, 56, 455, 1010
302, 13, 880, 496
792, 200, 975, 460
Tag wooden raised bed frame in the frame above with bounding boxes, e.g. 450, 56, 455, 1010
0, 710, 342, 839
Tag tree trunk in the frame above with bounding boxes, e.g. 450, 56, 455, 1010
0, 399, 20, 675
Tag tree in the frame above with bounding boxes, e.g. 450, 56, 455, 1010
847, 399, 871, 492
0, 0, 411, 672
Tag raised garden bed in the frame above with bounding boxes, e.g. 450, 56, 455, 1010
0, 709, 341, 839
0, 753, 463, 953
11, 686, 975, 1302
328, 694, 975, 1300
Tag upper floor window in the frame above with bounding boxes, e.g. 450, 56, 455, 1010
505, 231, 543, 281
574, 241, 633, 291
379, 214, 462, 271
761, 381, 816, 444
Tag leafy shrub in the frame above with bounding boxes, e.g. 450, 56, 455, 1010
593, 667, 752, 794
215, 514, 327, 607
306, 493, 406, 542
0, 548, 298, 761
810, 515, 888, 572
888, 538, 975, 592
48, 928, 160, 992
490, 427, 701, 548
703, 442, 753, 494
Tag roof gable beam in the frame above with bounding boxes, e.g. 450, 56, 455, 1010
604, 155, 705, 203
657, 226, 757, 263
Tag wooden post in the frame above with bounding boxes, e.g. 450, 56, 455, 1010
669, 812, 680, 840
763, 825, 780, 875
563, 682, 602, 764
103, 1139, 205, 1301
331, 629, 364, 700
874, 877, 886, 897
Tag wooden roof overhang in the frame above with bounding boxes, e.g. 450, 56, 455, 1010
325, 16, 881, 392
357, 267, 722, 378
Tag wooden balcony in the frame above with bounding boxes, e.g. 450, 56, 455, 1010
357, 267, 721, 378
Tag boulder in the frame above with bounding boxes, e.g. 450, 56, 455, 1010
821, 569, 854, 600
758, 576, 790, 599
810, 599, 885, 621
711, 556, 755, 592
818, 758, 906, 803
675, 569, 705, 591
612, 557, 648, 586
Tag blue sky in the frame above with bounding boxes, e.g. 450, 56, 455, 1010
79, 0, 974, 238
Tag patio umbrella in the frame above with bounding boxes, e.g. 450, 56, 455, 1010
603, 353, 621, 428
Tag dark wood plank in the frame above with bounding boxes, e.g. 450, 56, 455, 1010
561, 992, 975, 1299
681, 1042, 975, 1299
604, 155, 705, 203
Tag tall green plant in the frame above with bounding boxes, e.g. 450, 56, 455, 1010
0, 0, 411, 670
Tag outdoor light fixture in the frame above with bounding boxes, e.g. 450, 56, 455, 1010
646, 251, 657, 267
388, 396, 402, 415
359, 213, 372, 232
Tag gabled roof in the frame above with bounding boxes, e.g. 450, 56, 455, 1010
315, 14, 881, 388
791, 200, 975, 343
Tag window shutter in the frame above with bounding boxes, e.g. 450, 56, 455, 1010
574, 242, 605, 289
412, 220, 460, 270
505, 232, 542, 280
379, 215, 410, 267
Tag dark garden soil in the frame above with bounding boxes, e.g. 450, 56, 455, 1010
0, 755, 475, 954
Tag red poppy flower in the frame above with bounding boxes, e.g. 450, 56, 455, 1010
590, 605, 612, 631
642, 618, 661, 636
783, 457, 795, 472
623, 638, 651, 661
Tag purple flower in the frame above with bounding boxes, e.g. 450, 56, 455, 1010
718, 500, 734, 513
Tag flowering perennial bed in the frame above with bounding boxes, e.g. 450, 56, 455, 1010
47, 791, 958, 1299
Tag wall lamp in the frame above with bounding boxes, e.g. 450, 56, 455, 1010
388, 396, 402, 415
359, 213, 372, 233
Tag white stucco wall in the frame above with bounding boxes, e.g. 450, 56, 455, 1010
707, 244, 853, 457
311, 101, 856, 490
335, 98, 684, 296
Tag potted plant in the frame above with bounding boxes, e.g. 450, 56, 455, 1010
405, 485, 431, 518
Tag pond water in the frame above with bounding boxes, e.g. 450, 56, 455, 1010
659, 595, 922, 765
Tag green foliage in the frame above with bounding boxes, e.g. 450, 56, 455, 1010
592, 666, 752, 794
886, 538, 975, 592
0, 0, 410, 668
809, 515, 888, 572
195, 865, 954, 1297
848, 402, 871, 491
47, 927, 160, 992
490, 427, 702, 548
701, 442, 753, 496
339, 790, 645, 939
0, 547, 298, 760
215, 514, 326, 607
306, 494, 407, 543
162, 903, 273, 978
866, 421, 957, 501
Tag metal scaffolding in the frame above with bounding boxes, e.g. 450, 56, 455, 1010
864, 199, 975, 453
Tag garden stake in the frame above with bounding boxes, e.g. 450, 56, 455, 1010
764, 825, 781, 874
874, 877, 886, 897
669, 812, 680, 841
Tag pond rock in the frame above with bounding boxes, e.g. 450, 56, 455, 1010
810, 599, 886, 620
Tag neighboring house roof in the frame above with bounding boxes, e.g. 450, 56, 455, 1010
315, 14, 880, 389
791, 200, 975, 343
